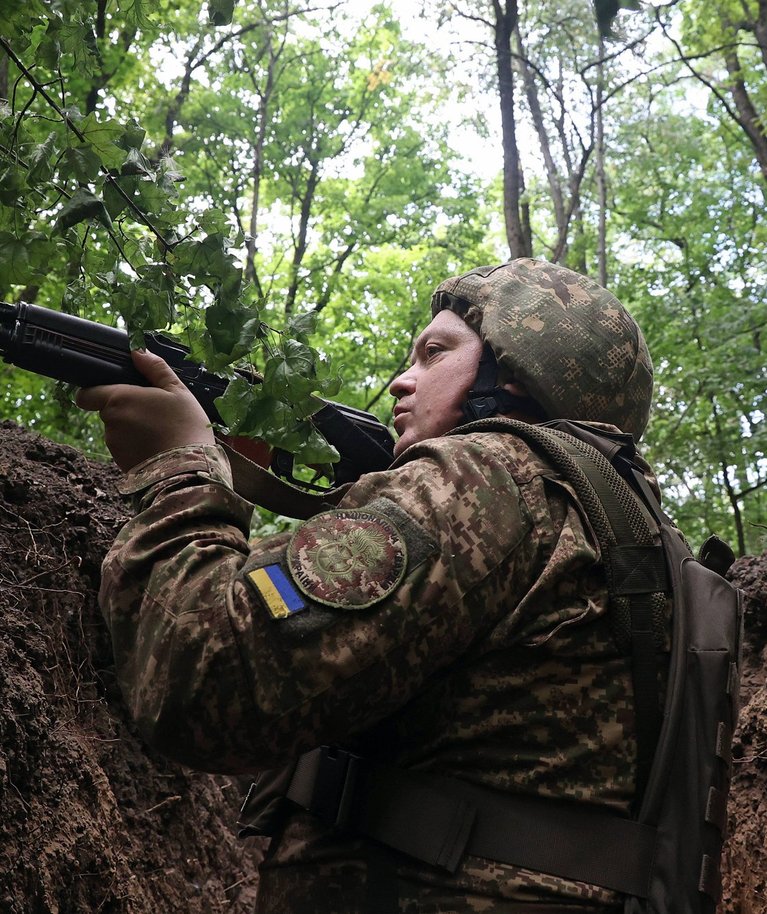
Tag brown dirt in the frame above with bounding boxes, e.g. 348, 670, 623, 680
1, 418, 766, 913
722, 551, 767, 914
0, 421, 263, 914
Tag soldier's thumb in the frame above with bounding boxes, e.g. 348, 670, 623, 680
130, 348, 183, 392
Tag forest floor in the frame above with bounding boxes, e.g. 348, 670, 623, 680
0, 419, 765, 913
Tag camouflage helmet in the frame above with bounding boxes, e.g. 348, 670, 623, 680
431, 259, 654, 440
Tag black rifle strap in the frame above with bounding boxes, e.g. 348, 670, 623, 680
284, 746, 657, 897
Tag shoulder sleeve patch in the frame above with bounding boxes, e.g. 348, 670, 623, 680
287, 509, 407, 610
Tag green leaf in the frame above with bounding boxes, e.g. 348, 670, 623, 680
172, 234, 242, 296
36, 29, 62, 69
54, 188, 113, 233
157, 155, 184, 187
26, 132, 59, 187
286, 309, 318, 342
0, 231, 31, 285
120, 147, 152, 176
208, 0, 236, 27
205, 302, 261, 365
137, 261, 175, 293
198, 208, 230, 235
293, 424, 339, 465
0, 165, 26, 206
0, 230, 53, 287
118, 0, 157, 30
111, 274, 174, 344
267, 418, 338, 465
22, 231, 55, 273
214, 376, 256, 432
173, 235, 226, 279
79, 113, 128, 170
262, 339, 320, 401
61, 280, 94, 315
0, 0, 46, 39
116, 118, 147, 152
134, 177, 172, 215
60, 144, 102, 183
103, 175, 138, 218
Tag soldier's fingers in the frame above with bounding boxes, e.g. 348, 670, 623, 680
130, 349, 185, 392
75, 384, 114, 412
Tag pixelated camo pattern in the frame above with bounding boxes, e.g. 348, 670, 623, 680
98, 432, 670, 913
432, 259, 654, 441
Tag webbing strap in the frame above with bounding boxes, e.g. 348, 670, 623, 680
498, 422, 667, 801
219, 438, 349, 519
286, 747, 658, 897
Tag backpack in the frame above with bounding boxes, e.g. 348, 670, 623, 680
239, 419, 744, 913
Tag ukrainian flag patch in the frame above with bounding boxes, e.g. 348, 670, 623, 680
246, 564, 307, 619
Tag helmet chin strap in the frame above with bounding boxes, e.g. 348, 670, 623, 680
461, 344, 546, 423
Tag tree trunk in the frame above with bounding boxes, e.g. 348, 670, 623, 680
753, 0, 767, 73
244, 42, 279, 296
723, 47, 767, 184
161, 37, 204, 156
513, 25, 565, 258
493, 0, 532, 259
284, 159, 320, 316
595, 35, 608, 286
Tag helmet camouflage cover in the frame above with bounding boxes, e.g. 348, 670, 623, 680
431, 258, 654, 440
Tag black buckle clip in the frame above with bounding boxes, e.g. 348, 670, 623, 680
309, 745, 362, 829
463, 395, 499, 421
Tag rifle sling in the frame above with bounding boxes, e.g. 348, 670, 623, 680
219, 438, 349, 520
285, 747, 657, 897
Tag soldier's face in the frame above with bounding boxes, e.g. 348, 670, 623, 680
390, 310, 483, 457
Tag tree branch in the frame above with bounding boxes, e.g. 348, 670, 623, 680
0, 37, 172, 250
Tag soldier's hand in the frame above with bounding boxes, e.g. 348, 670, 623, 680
75, 349, 215, 472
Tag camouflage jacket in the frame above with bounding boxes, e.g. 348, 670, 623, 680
100, 420, 667, 913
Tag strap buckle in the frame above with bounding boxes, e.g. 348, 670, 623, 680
290, 746, 363, 829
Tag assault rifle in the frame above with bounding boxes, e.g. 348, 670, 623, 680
0, 301, 395, 487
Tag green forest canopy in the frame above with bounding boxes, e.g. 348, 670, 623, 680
0, 0, 765, 554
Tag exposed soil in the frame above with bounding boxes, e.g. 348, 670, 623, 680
722, 551, 767, 914
0, 421, 263, 914
0, 419, 765, 913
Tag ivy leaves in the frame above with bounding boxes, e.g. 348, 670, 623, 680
0, 0, 348, 474
0, 231, 54, 288
54, 188, 113, 233
215, 311, 342, 465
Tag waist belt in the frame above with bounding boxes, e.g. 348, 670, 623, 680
283, 746, 657, 898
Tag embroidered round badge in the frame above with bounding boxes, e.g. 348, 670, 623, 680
287, 510, 407, 609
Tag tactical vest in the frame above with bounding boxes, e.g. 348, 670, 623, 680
239, 420, 744, 913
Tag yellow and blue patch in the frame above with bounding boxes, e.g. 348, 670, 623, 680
246, 564, 306, 620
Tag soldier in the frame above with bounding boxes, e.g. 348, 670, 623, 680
77, 259, 657, 913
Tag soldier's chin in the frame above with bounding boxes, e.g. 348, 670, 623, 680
392, 433, 412, 458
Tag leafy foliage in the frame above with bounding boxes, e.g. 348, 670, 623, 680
0, 1, 487, 469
